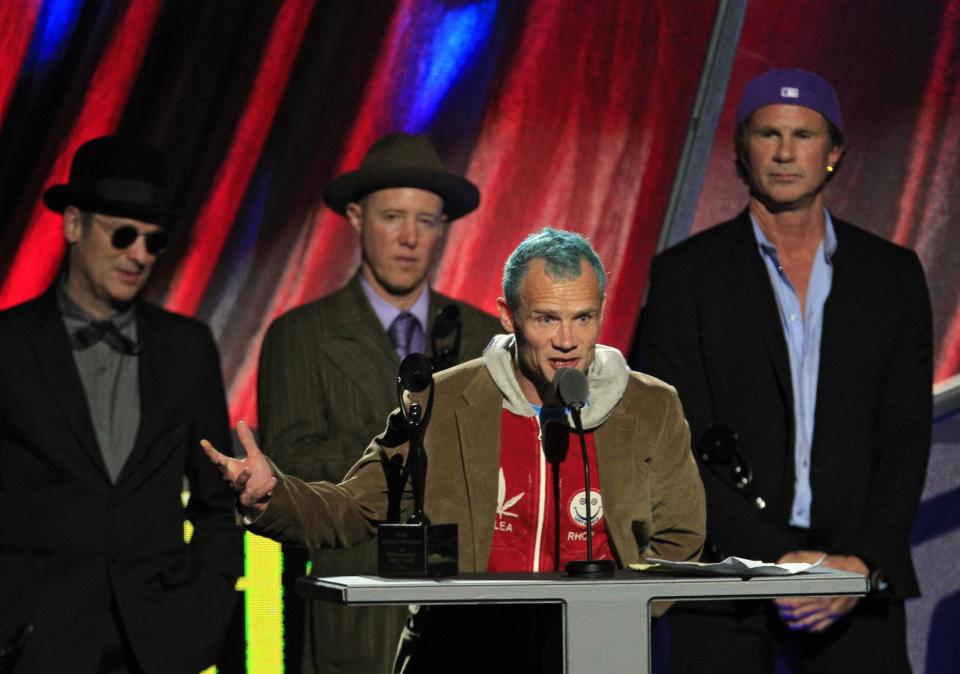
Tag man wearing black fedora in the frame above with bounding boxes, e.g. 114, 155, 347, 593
257, 132, 500, 674
0, 136, 242, 673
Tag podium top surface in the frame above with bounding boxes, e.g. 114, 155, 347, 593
296, 568, 868, 606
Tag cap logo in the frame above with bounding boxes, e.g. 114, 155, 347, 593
737, 69, 843, 132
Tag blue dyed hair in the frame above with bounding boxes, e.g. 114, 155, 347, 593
502, 228, 606, 310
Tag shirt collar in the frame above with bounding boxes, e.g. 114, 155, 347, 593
359, 274, 430, 333
749, 209, 837, 263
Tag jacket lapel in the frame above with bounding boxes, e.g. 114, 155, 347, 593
815, 220, 858, 439
323, 280, 471, 401
30, 289, 109, 478
324, 277, 401, 405
454, 370, 503, 571
425, 290, 442, 357
727, 214, 793, 408
594, 404, 641, 565
118, 304, 165, 483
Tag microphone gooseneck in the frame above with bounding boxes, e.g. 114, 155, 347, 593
553, 368, 616, 577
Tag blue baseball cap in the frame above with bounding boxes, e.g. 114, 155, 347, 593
735, 68, 843, 133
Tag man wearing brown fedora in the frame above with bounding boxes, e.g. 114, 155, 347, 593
257, 132, 500, 674
0, 136, 242, 673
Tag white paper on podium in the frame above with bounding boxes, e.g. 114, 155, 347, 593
632, 555, 826, 576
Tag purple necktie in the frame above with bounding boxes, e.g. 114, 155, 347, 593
388, 312, 419, 359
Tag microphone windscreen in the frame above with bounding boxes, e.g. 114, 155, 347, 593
399, 353, 433, 392
541, 418, 570, 463
553, 368, 589, 408
432, 305, 461, 339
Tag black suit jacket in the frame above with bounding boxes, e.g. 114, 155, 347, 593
636, 211, 932, 598
0, 289, 243, 673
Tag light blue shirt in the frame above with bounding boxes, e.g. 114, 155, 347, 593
359, 275, 429, 355
751, 212, 837, 528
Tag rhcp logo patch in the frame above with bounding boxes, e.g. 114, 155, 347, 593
568, 489, 604, 528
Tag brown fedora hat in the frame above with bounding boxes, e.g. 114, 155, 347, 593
323, 132, 480, 220
43, 135, 180, 224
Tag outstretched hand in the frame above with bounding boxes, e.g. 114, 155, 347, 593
774, 550, 868, 632
201, 420, 278, 514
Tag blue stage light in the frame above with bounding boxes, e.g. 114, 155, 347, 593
404, 0, 498, 131
32, 0, 84, 68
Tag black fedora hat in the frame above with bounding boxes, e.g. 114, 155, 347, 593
43, 135, 180, 224
323, 132, 480, 220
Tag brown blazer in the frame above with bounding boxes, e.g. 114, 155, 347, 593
251, 357, 706, 583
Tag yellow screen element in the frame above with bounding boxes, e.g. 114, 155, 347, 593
185, 502, 286, 672
242, 533, 285, 673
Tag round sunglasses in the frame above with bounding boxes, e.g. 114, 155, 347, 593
95, 219, 170, 255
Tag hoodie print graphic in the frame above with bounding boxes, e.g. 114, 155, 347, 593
487, 409, 613, 572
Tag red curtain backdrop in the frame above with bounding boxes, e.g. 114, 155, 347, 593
0, 2, 42, 128
163, 0, 315, 317
1, 0, 956, 431
436, 0, 717, 352
0, 0, 717, 427
0, 0, 162, 308
691, 0, 960, 383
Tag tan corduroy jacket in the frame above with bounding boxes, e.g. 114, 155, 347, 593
250, 356, 706, 580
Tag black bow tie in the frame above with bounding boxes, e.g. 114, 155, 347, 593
71, 321, 141, 355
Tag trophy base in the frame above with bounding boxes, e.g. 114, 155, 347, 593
378, 523, 458, 577
565, 559, 617, 577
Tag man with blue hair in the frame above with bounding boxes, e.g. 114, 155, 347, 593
205, 227, 706, 672
638, 68, 932, 672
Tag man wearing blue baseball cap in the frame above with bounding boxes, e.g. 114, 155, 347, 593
637, 69, 932, 671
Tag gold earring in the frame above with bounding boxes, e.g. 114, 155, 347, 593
826, 164, 834, 173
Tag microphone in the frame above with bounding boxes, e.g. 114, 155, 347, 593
399, 353, 433, 392
540, 419, 570, 465
430, 305, 462, 372
542, 419, 569, 570
432, 304, 460, 339
554, 367, 589, 410
553, 368, 616, 577
697, 425, 766, 510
